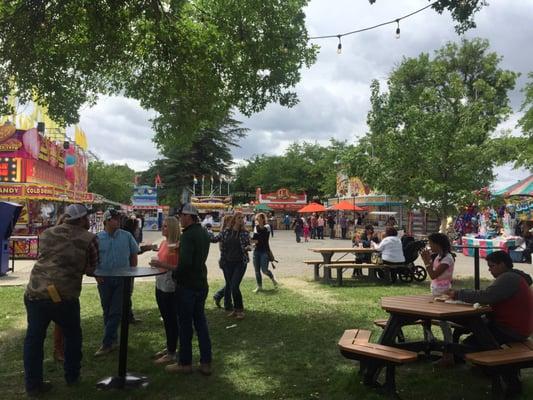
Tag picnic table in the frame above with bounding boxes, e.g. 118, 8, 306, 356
308, 247, 407, 285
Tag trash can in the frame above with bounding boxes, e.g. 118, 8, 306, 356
0, 201, 23, 276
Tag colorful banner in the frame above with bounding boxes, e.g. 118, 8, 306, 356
65, 145, 88, 192
0, 183, 95, 202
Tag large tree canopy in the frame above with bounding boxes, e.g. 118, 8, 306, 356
344, 38, 518, 228
88, 160, 135, 204
233, 140, 353, 202
141, 113, 247, 206
0, 0, 317, 149
514, 72, 533, 169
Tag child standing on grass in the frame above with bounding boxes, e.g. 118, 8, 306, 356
421, 232, 456, 367
303, 221, 310, 242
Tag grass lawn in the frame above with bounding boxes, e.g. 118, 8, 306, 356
0, 277, 531, 399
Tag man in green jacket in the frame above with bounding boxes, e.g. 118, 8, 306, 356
166, 203, 212, 375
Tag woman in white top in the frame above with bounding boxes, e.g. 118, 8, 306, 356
149, 216, 180, 365
372, 226, 405, 264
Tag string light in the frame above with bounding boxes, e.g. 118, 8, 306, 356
309, 2, 437, 53
395, 19, 400, 39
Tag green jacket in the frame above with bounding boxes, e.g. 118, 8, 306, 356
175, 223, 210, 290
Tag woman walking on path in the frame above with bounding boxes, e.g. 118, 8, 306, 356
212, 212, 250, 319
252, 213, 278, 292
212, 215, 234, 309
149, 216, 180, 364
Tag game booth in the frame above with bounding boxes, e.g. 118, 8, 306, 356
130, 185, 169, 231
0, 123, 97, 260
191, 195, 232, 231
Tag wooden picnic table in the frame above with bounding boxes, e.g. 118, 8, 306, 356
310, 247, 374, 263
378, 294, 497, 352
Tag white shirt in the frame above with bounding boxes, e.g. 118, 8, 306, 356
373, 236, 405, 263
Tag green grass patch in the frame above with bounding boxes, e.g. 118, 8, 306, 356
0, 277, 531, 399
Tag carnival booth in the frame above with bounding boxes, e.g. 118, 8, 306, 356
131, 185, 168, 231
0, 123, 96, 259
191, 195, 232, 230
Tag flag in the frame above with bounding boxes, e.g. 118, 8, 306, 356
155, 173, 162, 186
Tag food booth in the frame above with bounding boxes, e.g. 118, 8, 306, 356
0, 123, 95, 259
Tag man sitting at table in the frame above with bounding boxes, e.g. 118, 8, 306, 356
447, 250, 533, 346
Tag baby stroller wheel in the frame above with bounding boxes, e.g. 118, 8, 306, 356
398, 267, 413, 283
412, 265, 427, 282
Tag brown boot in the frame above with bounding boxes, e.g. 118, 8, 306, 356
199, 363, 212, 376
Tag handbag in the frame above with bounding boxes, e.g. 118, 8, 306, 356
371, 252, 382, 265
267, 248, 278, 269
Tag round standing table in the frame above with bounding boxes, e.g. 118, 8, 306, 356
94, 267, 165, 389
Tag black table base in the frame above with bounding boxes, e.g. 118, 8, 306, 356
96, 373, 149, 389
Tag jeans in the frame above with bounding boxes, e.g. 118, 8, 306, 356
222, 261, 247, 310
155, 289, 179, 354
24, 296, 82, 391
341, 227, 347, 239
176, 287, 212, 366
97, 278, 124, 347
295, 228, 302, 243
253, 250, 274, 287
329, 225, 335, 238
317, 226, 324, 239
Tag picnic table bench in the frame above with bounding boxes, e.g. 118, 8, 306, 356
338, 328, 418, 395
465, 339, 533, 398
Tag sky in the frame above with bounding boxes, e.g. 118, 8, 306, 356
79, 0, 532, 190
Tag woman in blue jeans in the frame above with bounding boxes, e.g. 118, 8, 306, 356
252, 213, 278, 292
212, 212, 250, 319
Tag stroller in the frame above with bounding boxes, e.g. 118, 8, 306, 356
396, 235, 428, 283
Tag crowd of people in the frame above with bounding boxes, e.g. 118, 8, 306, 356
22, 203, 282, 395
20, 202, 533, 396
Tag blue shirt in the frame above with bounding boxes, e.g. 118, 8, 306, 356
96, 229, 139, 272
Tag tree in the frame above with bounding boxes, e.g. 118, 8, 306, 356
369, 0, 488, 34
344, 38, 518, 230
514, 72, 533, 169
233, 140, 353, 201
0, 1, 317, 147
88, 161, 135, 204
141, 113, 248, 205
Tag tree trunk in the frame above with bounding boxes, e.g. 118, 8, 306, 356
439, 216, 448, 234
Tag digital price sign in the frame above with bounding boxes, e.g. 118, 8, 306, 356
0, 157, 21, 182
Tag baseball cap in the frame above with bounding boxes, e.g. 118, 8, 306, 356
64, 204, 91, 221
103, 208, 121, 221
179, 203, 198, 216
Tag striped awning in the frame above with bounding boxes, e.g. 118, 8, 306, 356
494, 175, 533, 197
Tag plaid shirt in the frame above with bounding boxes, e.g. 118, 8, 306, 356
211, 229, 250, 265
85, 236, 100, 276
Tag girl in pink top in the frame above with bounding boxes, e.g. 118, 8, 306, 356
421, 232, 456, 367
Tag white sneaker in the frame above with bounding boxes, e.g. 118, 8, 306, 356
253, 287, 262, 293
272, 279, 279, 288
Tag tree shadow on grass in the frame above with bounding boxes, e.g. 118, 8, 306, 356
1, 281, 530, 400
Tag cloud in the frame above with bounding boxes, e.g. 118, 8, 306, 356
79, 0, 532, 186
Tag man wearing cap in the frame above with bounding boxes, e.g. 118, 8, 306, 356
23, 204, 98, 395
166, 203, 212, 375
94, 209, 139, 356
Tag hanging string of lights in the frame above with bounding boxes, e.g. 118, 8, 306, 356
309, 1, 438, 54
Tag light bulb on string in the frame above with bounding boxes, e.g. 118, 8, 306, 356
395, 19, 400, 39
336, 35, 342, 54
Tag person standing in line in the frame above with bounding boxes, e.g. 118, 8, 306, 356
23, 204, 98, 395
267, 213, 275, 237
339, 214, 348, 240
212, 212, 250, 318
327, 214, 336, 239
212, 215, 234, 309
292, 214, 304, 243
94, 209, 139, 356
303, 220, 310, 242
252, 213, 278, 292
166, 203, 212, 375
317, 214, 325, 239
149, 216, 180, 364
283, 214, 291, 230
310, 213, 318, 239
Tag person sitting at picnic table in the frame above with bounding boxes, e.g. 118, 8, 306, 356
421, 232, 456, 367
446, 250, 533, 347
352, 225, 380, 277
371, 226, 405, 282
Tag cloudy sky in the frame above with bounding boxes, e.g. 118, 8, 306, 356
80, 0, 532, 190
